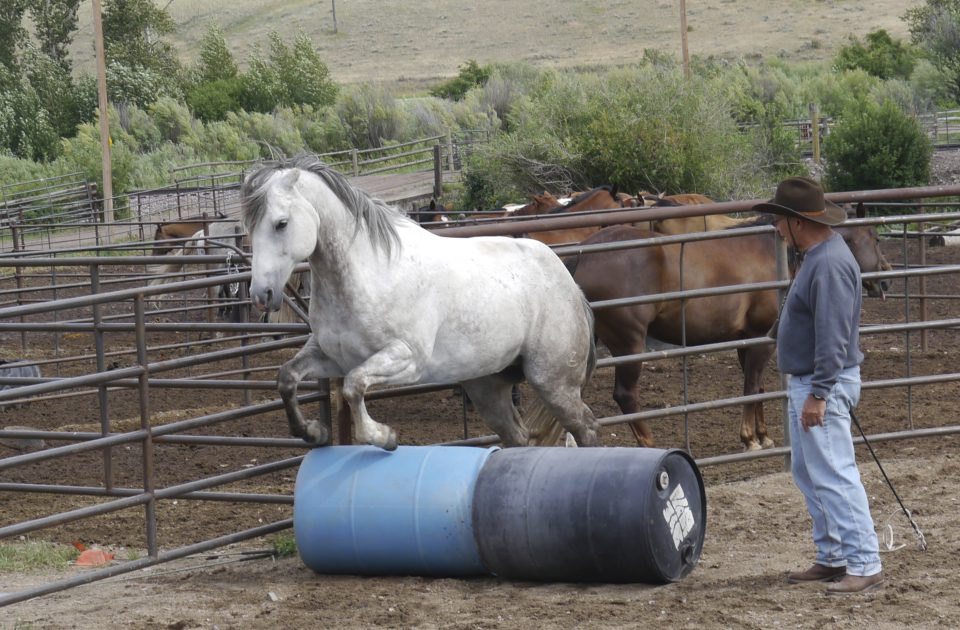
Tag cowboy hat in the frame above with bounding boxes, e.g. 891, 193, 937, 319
752, 177, 846, 226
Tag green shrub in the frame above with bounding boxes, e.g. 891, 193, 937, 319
275, 105, 351, 154
186, 77, 244, 122
336, 84, 404, 149
430, 60, 491, 101
0, 154, 60, 189
226, 110, 306, 158
834, 29, 917, 80
119, 103, 163, 152
150, 97, 199, 145
823, 99, 932, 195
195, 120, 259, 161
57, 118, 136, 198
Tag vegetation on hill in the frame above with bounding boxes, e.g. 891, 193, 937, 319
0, 0, 955, 212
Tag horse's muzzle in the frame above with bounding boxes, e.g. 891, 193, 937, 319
250, 287, 281, 312
864, 280, 887, 300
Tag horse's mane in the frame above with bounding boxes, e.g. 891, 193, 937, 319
548, 185, 618, 215
727, 213, 777, 229
242, 154, 403, 256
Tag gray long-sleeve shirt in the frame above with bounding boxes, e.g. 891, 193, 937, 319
776, 232, 864, 398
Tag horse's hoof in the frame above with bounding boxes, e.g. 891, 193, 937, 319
760, 437, 775, 449
302, 422, 331, 446
379, 429, 398, 451
743, 441, 763, 452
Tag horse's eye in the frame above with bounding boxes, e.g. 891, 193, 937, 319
276, 219, 288, 231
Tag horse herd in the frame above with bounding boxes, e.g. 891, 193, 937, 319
139, 169, 891, 452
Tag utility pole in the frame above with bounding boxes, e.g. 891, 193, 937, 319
331, 0, 338, 33
92, 0, 114, 240
679, 0, 690, 78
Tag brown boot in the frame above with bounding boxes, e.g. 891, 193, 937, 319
786, 563, 846, 584
825, 572, 884, 595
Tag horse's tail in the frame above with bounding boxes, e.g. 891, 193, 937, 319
523, 292, 596, 447
582, 292, 597, 384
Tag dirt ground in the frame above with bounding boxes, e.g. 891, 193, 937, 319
3, 204, 960, 625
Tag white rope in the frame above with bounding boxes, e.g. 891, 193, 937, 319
878, 507, 908, 553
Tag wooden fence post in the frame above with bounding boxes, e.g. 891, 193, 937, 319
433, 144, 443, 200
446, 134, 455, 171
809, 103, 821, 166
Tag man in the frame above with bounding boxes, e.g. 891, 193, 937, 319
754, 177, 883, 595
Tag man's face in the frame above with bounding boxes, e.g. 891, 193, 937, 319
773, 215, 797, 246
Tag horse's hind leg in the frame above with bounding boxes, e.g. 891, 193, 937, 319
523, 351, 600, 448
277, 340, 339, 446
525, 379, 599, 447
460, 376, 528, 447
738, 346, 776, 450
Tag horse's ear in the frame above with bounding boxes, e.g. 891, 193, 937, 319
611, 183, 619, 197
280, 168, 300, 189
430, 200, 437, 211
856, 202, 866, 219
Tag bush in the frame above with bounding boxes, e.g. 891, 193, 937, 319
225, 110, 306, 158
336, 84, 404, 149
430, 60, 491, 101
834, 29, 917, 80
823, 99, 932, 195
186, 77, 244, 122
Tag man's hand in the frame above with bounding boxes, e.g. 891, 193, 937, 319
801, 395, 826, 431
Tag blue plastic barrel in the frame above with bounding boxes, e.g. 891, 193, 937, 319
472, 447, 706, 583
294, 445, 497, 576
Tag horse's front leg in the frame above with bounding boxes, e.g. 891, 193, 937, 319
277, 340, 340, 446
342, 340, 423, 451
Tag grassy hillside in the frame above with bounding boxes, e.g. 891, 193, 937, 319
67, 0, 919, 89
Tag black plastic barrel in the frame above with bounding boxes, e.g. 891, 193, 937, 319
472, 447, 706, 583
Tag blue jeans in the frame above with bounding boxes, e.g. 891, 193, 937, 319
787, 367, 882, 577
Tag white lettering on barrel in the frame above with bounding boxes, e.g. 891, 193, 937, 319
663, 484, 695, 550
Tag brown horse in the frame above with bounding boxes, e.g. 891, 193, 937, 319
150, 214, 234, 256
514, 185, 631, 246
638, 193, 749, 234
569, 205, 891, 450
147, 218, 245, 323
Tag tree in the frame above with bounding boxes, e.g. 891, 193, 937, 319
904, 0, 960, 101
101, 0, 182, 103
28, 0, 81, 71
238, 31, 337, 112
266, 31, 337, 108
834, 29, 917, 80
195, 25, 237, 84
283, 32, 337, 108
0, 0, 29, 75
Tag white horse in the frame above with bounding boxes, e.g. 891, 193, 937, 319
240, 155, 599, 450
